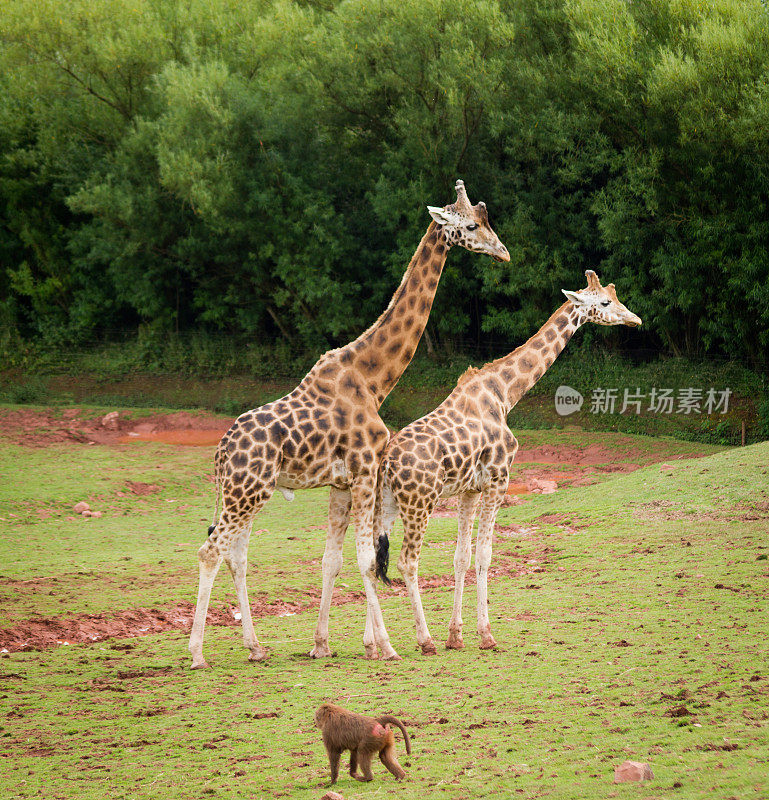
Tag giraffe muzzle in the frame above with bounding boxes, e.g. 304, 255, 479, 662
491, 244, 510, 263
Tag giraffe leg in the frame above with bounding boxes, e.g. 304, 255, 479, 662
363, 603, 378, 659
311, 487, 351, 658
397, 513, 435, 655
475, 482, 506, 649
446, 491, 481, 650
351, 474, 399, 661
225, 522, 269, 662
188, 537, 224, 669
189, 462, 276, 668
363, 480, 400, 659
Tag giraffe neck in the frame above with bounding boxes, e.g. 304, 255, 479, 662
345, 221, 452, 406
481, 302, 584, 413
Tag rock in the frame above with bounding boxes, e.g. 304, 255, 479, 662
73, 501, 90, 514
529, 478, 558, 495
321, 792, 344, 800
90, 510, 103, 518
614, 760, 653, 783
101, 411, 120, 430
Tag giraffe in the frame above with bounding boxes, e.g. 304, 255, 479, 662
373, 270, 641, 654
188, 180, 510, 668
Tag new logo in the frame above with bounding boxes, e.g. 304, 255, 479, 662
554, 385, 584, 416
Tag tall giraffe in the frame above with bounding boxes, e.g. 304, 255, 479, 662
374, 271, 641, 654
188, 181, 510, 668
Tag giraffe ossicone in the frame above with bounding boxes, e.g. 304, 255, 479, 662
187, 181, 509, 668
373, 270, 640, 655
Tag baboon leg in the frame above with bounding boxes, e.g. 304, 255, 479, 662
353, 749, 375, 782
349, 749, 358, 777
380, 742, 406, 780
328, 748, 342, 784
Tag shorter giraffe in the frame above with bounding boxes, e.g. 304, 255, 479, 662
374, 271, 641, 654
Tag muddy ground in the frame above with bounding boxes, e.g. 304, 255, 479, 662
0, 408, 712, 653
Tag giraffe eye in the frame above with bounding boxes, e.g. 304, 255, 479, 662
601, 301, 611, 307
466, 223, 478, 231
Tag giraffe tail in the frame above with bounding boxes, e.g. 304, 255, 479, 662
208, 446, 224, 535
374, 464, 392, 586
375, 534, 391, 586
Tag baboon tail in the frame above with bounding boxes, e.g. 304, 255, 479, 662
377, 716, 411, 754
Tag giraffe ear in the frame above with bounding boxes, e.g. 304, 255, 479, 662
427, 206, 458, 227
562, 289, 588, 306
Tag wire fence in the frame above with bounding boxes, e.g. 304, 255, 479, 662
5, 329, 767, 375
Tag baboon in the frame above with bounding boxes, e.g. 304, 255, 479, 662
314, 703, 412, 784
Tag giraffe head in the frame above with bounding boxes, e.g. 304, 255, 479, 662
427, 180, 510, 262
562, 270, 642, 327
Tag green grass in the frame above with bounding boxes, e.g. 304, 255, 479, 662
1, 421, 767, 799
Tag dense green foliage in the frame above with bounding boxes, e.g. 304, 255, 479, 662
1, 0, 768, 363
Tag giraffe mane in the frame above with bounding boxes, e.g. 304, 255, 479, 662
456, 365, 480, 386
473, 341, 529, 376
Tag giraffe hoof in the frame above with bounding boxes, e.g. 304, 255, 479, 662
248, 647, 269, 662
190, 660, 210, 670
445, 634, 464, 650
420, 642, 438, 656
479, 637, 498, 650
309, 644, 333, 659
380, 648, 402, 661
364, 645, 379, 660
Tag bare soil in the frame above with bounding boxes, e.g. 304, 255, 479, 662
0, 408, 712, 653
0, 407, 233, 447
0, 547, 551, 653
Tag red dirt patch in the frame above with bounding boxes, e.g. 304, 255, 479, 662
125, 481, 160, 496
0, 600, 302, 652
0, 548, 554, 653
0, 408, 234, 448
120, 429, 228, 446
515, 441, 661, 466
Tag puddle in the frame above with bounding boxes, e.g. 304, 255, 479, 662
119, 429, 227, 446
